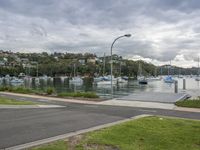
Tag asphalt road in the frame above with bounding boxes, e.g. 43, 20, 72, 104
0, 94, 200, 149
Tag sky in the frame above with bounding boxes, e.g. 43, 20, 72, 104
0, 0, 200, 68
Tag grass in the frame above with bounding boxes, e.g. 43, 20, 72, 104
0, 86, 54, 95
32, 116, 200, 150
58, 92, 99, 99
175, 97, 200, 108
0, 86, 35, 94
31, 141, 68, 150
0, 97, 37, 105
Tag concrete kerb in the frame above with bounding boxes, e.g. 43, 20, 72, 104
0, 105, 65, 109
5, 114, 151, 150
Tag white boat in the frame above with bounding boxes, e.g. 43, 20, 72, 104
35, 77, 40, 85
138, 76, 148, 84
137, 63, 148, 84
60, 76, 68, 82
96, 75, 117, 85
97, 80, 112, 85
4, 74, 10, 83
117, 77, 128, 84
94, 76, 104, 82
147, 76, 162, 81
69, 77, 83, 85
10, 77, 24, 85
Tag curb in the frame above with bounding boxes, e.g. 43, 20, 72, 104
5, 114, 151, 150
0, 105, 65, 109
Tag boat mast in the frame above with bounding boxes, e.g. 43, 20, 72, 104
73, 64, 76, 77
198, 57, 200, 77
103, 53, 106, 76
36, 62, 38, 77
119, 61, 122, 76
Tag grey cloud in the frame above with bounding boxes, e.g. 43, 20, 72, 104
0, 0, 200, 67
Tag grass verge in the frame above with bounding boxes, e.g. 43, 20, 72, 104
0, 97, 37, 105
0, 86, 98, 99
32, 116, 200, 150
0, 86, 55, 95
58, 92, 99, 99
175, 97, 200, 108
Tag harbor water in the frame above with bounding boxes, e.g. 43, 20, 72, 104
2, 76, 199, 99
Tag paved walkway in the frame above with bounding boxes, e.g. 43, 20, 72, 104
1, 92, 200, 112
116, 92, 190, 103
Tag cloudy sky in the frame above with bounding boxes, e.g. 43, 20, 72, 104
0, 0, 200, 67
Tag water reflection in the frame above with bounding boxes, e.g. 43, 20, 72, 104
0, 77, 199, 99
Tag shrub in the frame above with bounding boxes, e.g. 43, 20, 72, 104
46, 87, 55, 95
58, 92, 99, 98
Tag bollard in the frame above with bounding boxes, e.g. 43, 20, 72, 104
183, 79, 186, 90
174, 80, 178, 93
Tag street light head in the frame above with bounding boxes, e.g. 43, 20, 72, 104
124, 34, 131, 37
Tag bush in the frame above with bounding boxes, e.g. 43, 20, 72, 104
46, 87, 55, 95
58, 92, 99, 98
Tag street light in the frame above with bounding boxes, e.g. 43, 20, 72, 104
110, 34, 131, 97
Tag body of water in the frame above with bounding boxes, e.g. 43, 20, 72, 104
3, 76, 199, 99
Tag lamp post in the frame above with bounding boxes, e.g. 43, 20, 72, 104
110, 34, 131, 97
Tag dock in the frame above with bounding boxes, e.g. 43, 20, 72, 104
116, 92, 190, 104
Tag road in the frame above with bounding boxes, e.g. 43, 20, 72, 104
0, 94, 200, 149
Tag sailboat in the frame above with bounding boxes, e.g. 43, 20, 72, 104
164, 61, 175, 83
195, 57, 200, 81
96, 53, 117, 86
69, 64, 83, 85
117, 61, 128, 84
137, 62, 148, 84
147, 67, 162, 81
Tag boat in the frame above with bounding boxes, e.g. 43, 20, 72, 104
164, 76, 175, 83
35, 77, 40, 85
138, 76, 148, 84
137, 62, 148, 84
147, 76, 162, 81
94, 76, 104, 82
195, 57, 200, 81
96, 75, 117, 86
69, 76, 83, 85
69, 64, 83, 85
164, 61, 175, 83
117, 77, 128, 84
10, 77, 24, 85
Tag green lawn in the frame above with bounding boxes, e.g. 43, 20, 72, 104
58, 92, 99, 99
176, 98, 200, 108
0, 97, 37, 105
31, 116, 200, 150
